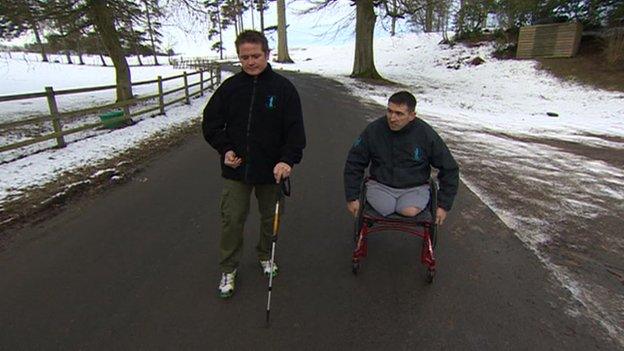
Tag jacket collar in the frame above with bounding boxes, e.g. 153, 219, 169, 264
240, 63, 273, 80
385, 118, 417, 134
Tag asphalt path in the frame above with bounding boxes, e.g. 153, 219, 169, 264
0, 70, 619, 350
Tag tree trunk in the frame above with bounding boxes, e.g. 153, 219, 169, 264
250, 0, 254, 29
390, 0, 397, 36
144, 0, 159, 65
99, 53, 107, 66
65, 51, 73, 64
87, 0, 133, 101
96, 35, 107, 66
76, 34, 85, 65
351, 0, 381, 79
425, 0, 433, 32
259, 0, 265, 32
31, 21, 48, 62
218, 10, 224, 60
456, 0, 465, 37
276, 0, 293, 63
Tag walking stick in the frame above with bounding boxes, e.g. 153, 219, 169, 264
266, 177, 291, 326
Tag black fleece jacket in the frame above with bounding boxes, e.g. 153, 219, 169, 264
202, 64, 306, 184
344, 117, 459, 211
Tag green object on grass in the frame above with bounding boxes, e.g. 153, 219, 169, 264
99, 110, 125, 129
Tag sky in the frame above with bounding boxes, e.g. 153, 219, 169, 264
162, 1, 368, 57
1, 1, 402, 58
1, 19, 623, 349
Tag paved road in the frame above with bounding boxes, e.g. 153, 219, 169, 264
0, 70, 618, 350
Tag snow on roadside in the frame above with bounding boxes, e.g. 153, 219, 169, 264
0, 97, 209, 206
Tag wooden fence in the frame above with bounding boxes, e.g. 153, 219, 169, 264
0, 64, 221, 154
516, 22, 583, 59
171, 57, 216, 70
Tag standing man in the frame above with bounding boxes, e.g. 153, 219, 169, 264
344, 91, 458, 224
203, 30, 306, 299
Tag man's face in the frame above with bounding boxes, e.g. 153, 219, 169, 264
386, 102, 416, 131
238, 42, 269, 76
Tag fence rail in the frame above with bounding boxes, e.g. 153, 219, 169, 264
171, 57, 216, 71
0, 64, 222, 155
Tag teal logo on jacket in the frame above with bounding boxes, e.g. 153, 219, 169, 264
414, 147, 422, 161
353, 137, 362, 147
266, 95, 277, 109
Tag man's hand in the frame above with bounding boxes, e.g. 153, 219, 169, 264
347, 200, 360, 217
436, 207, 448, 225
273, 162, 292, 183
224, 150, 243, 169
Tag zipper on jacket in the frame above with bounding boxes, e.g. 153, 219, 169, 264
244, 76, 258, 183
389, 133, 395, 180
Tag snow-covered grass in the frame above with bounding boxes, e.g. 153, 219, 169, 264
273, 33, 624, 345
0, 52, 228, 203
276, 34, 624, 141
0, 52, 202, 122
0, 52, 217, 163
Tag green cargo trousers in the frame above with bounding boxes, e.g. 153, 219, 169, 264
219, 179, 281, 273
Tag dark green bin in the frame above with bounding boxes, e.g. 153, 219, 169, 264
99, 110, 126, 129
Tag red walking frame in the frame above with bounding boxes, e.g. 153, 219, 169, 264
351, 178, 438, 283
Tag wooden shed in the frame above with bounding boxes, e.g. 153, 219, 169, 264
516, 22, 583, 59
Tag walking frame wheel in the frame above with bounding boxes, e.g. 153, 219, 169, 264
426, 268, 435, 283
352, 262, 360, 275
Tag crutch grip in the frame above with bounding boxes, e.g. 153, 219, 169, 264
280, 177, 291, 197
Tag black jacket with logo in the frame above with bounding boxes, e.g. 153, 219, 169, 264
344, 117, 459, 211
202, 64, 306, 184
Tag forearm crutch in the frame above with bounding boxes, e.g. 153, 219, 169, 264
266, 177, 291, 326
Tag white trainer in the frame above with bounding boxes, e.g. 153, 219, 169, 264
260, 260, 279, 277
218, 270, 237, 298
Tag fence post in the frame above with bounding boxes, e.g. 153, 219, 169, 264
216, 65, 221, 85
122, 100, 131, 122
157, 76, 165, 115
45, 86, 66, 148
199, 70, 204, 97
183, 71, 190, 104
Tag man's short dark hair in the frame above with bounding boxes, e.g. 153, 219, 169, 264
388, 91, 417, 112
235, 30, 270, 54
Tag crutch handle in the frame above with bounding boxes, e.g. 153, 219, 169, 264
280, 177, 291, 197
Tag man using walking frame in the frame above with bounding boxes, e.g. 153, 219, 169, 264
202, 30, 306, 298
344, 91, 458, 223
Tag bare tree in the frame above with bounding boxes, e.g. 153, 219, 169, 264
303, 0, 382, 79
276, 0, 293, 62
352, 0, 381, 78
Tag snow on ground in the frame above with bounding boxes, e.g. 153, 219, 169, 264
276, 33, 624, 142
0, 52, 199, 122
0, 52, 218, 164
0, 53, 229, 205
1, 33, 623, 345
273, 32, 624, 345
